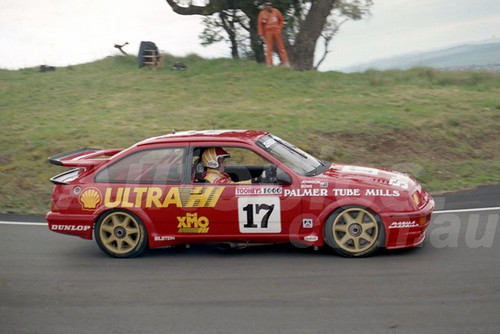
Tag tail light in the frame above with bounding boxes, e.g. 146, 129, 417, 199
51, 199, 59, 212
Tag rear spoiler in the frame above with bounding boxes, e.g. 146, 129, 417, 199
48, 148, 122, 168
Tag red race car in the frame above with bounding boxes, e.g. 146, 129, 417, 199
46, 130, 434, 258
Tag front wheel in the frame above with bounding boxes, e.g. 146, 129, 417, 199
94, 211, 148, 258
324, 206, 384, 257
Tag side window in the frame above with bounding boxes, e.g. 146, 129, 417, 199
96, 148, 185, 184
225, 147, 271, 168
194, 146, 275, 183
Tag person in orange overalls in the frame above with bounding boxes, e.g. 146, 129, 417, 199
257, 1, 290, 67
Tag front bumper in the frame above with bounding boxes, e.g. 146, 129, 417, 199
382, 197, 435, 249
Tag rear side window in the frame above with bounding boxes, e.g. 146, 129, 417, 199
95, 148, 185, 184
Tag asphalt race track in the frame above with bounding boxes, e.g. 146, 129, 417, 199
1, 185, 499, 334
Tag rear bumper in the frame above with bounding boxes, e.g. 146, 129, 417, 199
383, 197, 435, 249
46, 212, 96, 240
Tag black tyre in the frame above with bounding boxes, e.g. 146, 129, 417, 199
324, 206, 384, 257
94, 210, 148, 258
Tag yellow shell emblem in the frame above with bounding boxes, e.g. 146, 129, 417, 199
79, 188, 102, 211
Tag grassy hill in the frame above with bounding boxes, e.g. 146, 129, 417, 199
1, 55, 499, 213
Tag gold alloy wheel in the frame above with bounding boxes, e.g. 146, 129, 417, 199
331, 208, 379, 254
98, 212, 143, 255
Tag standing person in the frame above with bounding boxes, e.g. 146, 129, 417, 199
257, 1, 290, 67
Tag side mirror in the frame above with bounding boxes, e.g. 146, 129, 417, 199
276, 167, 292, 185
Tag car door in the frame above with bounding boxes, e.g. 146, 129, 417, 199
186, 145, 302, 242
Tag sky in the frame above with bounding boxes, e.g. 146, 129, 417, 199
0, 0, 499, 71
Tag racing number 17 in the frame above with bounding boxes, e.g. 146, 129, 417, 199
242, 203, 274, 228
238, 197, 281, 233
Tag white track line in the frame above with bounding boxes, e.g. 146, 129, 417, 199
0, 221, 47, 226
433, 207, 500, 214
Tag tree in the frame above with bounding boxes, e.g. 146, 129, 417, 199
199, 9, 252, 60
313, 1, 372, 69
165, 0, 373, 70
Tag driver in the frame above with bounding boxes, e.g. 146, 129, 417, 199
201, 147, 263, 184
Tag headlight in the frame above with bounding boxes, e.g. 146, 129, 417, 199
412, 191, 420, 206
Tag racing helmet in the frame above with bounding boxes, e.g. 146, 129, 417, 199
202, 147, 230, 169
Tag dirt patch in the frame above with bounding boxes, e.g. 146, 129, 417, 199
317, 126, 498, 169
0, 154, 12, 165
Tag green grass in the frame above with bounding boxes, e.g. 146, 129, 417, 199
1, 55, 499, 213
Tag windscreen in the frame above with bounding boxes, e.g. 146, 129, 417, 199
257, 135, 323, 176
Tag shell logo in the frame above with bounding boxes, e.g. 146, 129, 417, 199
78, 187, 102, 211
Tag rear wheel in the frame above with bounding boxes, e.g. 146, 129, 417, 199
324, 206, 384, 257
94, 211, 148, 258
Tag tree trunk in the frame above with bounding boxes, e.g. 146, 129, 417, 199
248, 18, 265, 63
238, 6, 265, 63
219, 12, 239, 59
290, 0, 336, 70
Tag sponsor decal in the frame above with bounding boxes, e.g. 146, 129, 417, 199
333, 188, 400, 197
332, 188, 361, 196
304, 235, 319, 242
235, 187, 282, 196
365, 189, 400, 197
154, 235, 176, 241
389, 175, 410, 190
78, 187, 102, 211
341, 166, 379, 175
389, 221, 419, 229
177, 213, 210, 233
301, 180, 328, 189
284, 188, 328, 197
51, 225, 91, 232
262, 137, 277, 148
302, 219, 314, 228
103, 186, 224, 209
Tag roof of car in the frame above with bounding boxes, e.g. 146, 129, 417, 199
136, 129, 269, 146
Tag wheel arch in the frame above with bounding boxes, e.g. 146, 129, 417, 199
321, 203, 386, 257
93, 209, 151, 258
92, 207, 156, 244
317, 198, 388, 248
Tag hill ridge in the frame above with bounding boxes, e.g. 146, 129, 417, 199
342, 39, 500, 72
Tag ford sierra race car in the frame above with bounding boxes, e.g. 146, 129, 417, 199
46, 130, 435, 258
